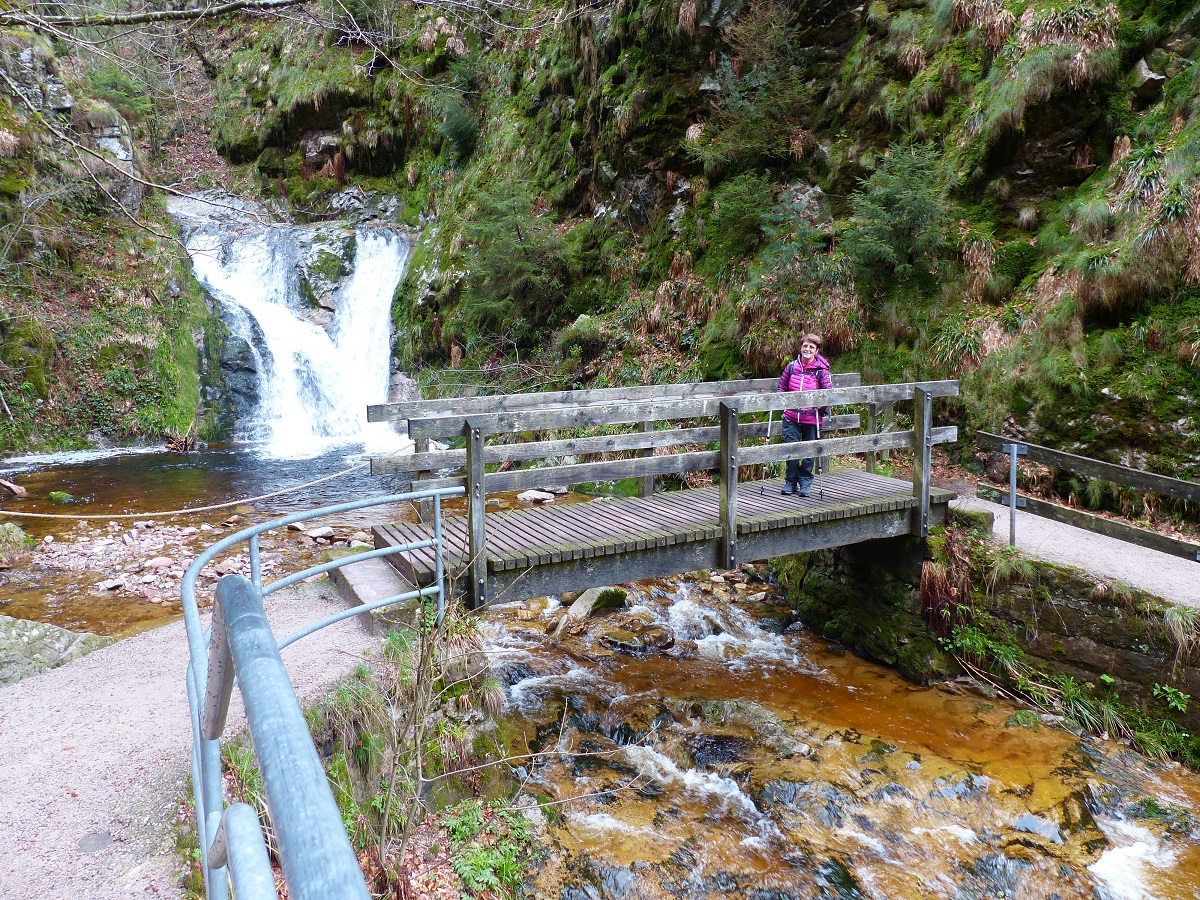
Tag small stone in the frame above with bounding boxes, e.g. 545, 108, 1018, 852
517, 489, 556, 503
305, 526, 335, 539
349, 540, 372, 549
200, 524, 214, 532
710, 573, 724, 583
287, 523, 305, 531
146, 556, 173, 569
43, 535, 55, 545
141, 574, 157, 584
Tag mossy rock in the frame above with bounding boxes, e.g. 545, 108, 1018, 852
1, 317, 56, 398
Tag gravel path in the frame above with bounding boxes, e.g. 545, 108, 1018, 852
0, 581, 378, 900
953, 494, 1200, 607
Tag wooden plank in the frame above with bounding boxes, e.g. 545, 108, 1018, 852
737, 426, 957, 468
368, 373, 863, 422
373, 414, 863, 475
976, 430, 1200, 503
976, 483, 1200, 562
408, 381, 960, 439
415, 449, 720, 494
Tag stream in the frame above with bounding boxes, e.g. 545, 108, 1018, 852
484, 576, 1200, 900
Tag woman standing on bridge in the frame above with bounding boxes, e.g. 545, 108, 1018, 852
777, 334, 832, 497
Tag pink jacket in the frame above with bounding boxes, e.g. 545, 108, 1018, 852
777, 354, 832, 424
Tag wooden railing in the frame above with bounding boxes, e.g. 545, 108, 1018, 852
976, 431, 1200, 561
370, 378, 960, 605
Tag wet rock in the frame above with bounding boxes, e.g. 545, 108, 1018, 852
567, 587, 628, 619
687, 734, 753, 768
698, 699, 811, 758
759, 780, 850, 828
599, 623, 674, 655
599, 696, 675, 745
0, 614, 113, 686
518, 489, 556, 503
1013, 811, 1063, 844
929, 773, 990, 800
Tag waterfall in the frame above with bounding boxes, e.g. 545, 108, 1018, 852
169, 193, 410, 458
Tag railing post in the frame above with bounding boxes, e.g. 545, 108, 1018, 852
1001, 441, 1028, 547
912, 387, 933, 537
719, 401, 739, 569
465, 418, 487, 609
866, 402, 880, 474
639, 420, 654, 499
413, 435, 432, 522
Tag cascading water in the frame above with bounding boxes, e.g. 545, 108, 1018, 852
483, 576, 1200, 899
168, 193, 410, 457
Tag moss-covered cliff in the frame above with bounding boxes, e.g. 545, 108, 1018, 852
5, 0, 1200, 476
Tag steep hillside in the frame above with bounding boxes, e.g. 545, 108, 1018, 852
5, 0, 1200, 499
0, 29, 227, 452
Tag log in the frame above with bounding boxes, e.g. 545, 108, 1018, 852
0, 478, 27, 498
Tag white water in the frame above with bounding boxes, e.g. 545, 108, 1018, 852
175, 205, 411, 458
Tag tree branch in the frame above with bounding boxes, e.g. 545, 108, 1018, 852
1, 0, 310, 30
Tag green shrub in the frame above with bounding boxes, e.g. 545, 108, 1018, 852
842, 144, 956, 283
439, 96, 479, 164
707, 172, 774, 263
84, 62, 152, 122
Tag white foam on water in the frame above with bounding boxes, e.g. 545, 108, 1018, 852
507, 666, 599, 714
621, 744, 761, 820
572, 812, 657, 839
1089, 817, 1177, 900
912, 824, 978, 843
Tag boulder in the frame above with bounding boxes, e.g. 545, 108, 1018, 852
0, 615, 113, 686
517, 489, 556, 504
566, 587, 628, 619
1132, 59, 1166, 103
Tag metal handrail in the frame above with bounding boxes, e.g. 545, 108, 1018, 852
180, 486, 464, 900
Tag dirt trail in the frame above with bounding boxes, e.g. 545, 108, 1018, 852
0, 581, 377, 900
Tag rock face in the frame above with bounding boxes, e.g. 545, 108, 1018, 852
0, 615, 113, 686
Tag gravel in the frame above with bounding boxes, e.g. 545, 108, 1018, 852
0, 580, 379, 899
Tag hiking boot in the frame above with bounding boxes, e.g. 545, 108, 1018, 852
781, 484, 797, 495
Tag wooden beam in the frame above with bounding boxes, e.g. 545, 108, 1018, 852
976, 431, 1200, 503
866, 403, 879, 474
407, 381, 959, 440
912, 387, 933, 538
976, 483, 1200, 562
372, 413, 862, 475
368, 373, 863, 422
465, 420, 487, 609
405, 428, 957, 493
719, 402, 739, 569
639, 420, 654, 499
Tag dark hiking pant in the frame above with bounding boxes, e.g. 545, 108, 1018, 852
783, 419, 817, 490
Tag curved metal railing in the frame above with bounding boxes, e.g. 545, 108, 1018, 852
180, 486, 463, 900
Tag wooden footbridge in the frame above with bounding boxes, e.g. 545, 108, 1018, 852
366, 376, 959, 607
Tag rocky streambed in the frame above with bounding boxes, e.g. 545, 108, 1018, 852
0, 512, 374, 684
483, 573, 1200, 900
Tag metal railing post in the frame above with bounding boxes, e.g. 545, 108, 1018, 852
1001, 441, 1028, 546
719, 402, 739, 569
434, 493, 447, 626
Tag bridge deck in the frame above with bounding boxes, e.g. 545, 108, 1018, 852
374, 469, 956, 605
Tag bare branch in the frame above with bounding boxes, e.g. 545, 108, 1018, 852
1, 0, 311, 29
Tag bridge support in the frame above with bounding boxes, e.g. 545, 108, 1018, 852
718, 402, 738, 568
